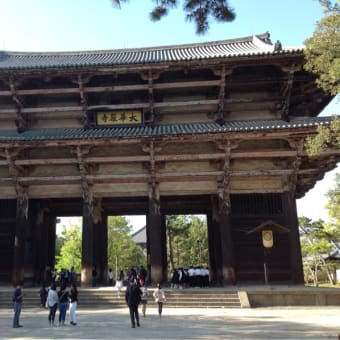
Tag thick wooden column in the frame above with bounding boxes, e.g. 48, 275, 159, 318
207, 211, 219, 285
12, 189, 29, 284
81, 200, 94, 285
92, 198, 106, 283
46, 214, 57, 280
283, 192, 304, 284
94, 215, 107, 284
161, 214, 167, 282
147, 184, 164, 284
218, 191, 234, 285
33, 203, 46, 284
216, 142, 235, 285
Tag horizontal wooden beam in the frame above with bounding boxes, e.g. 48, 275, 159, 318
0, 150, 300, 166
0, 80, 221, 97
0, 168, 321, 185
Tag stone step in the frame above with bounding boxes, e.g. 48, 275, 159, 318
0, 288, 242, 309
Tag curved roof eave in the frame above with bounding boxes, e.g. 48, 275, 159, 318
0, 33, 304, 72
0, 117, 332, 143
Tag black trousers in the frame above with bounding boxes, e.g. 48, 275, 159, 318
128, 305, 139, 327
157, 302, 163, 315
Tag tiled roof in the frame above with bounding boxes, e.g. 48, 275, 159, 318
0, 33, 302, 71
0, 117, 331, 142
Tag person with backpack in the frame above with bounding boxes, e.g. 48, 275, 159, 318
125, 278, 142, 328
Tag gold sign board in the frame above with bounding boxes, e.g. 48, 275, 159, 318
96, 111, 143, 126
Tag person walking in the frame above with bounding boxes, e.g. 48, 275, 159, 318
69, 283, 78, 326
12, 281, 24, 328
47, 283, 58, 327
58, 285, 69, 326
140, 280, 149, 317
153, 283, 166, 317
108, 268, 114, 286
39, 284, 48, 308
125, 278, 142, 328
115, 269, 124, 297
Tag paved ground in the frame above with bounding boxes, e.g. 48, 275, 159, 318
1, 305, 339, 339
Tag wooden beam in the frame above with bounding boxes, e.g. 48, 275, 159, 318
0, 149, 301, 167
0, 80, 221, 97
0, 168, 322, 186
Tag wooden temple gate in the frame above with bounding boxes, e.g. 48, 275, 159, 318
0, 33, 338, 285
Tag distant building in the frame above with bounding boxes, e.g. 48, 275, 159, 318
131, 226, 147, 254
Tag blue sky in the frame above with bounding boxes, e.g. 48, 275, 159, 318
0, 0, 338, 225
0, 0, 328, 51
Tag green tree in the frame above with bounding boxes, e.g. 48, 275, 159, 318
107, 216, 146, 278
305, 116, 340, 155
325, 172, 340, 226
299, 205, 340, 286
167, 215, 208, 270
304, 1, 340, 95
55, 223, 82, 273
112, 0, 236, 34
166, 215, 190, 270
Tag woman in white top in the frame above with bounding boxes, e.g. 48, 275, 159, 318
47, 283, 58, 326
153, 283, 166, 317
140, 280, 148, 317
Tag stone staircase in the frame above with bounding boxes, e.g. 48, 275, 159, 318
0, 287, 243, 309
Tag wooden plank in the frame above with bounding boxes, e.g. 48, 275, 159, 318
0, 150, 298, 166
0, 168, 321, 186
0, 80, 220, 97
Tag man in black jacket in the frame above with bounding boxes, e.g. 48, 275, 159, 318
125, 278, 142, 328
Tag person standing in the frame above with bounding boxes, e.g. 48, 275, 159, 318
92, 266, 98, 287
153, 283, 166, 317
12, 281, 24, 328
140, 281, 149, 317
69, 283, 78, 326
115, 269, 124, 297
58, 285, 69, 326
39, 284, 48, 308
125, 278, 142, 328
108, 268, 114, 286
47, 283, 58, 326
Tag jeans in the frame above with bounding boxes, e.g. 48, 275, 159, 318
48, 303, 58, 324
13, 302, 22, 327
59, 302, 67, 324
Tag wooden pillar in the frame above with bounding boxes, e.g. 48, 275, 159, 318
218, 191, 234, 285
207, 212, 218, 284
33, 203, 45, 284
283, 192, 304, 284
12, 190, 29, 284
94, 216, 107, 284
81, 200, 94, 285
46, 214, 57, 281
161, 214, 167, 282
147, 184, 164, 284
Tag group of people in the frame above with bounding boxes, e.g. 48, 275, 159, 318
45, 282, 78, 327
170, 266, 210, 288
12, 264, 169, 330
13, 281, 78, 329
50, 266, 76, 286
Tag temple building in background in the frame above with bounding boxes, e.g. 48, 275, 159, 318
0, 32, 338, 285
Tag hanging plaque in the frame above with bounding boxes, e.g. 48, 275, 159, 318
96, 110, 143, 126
